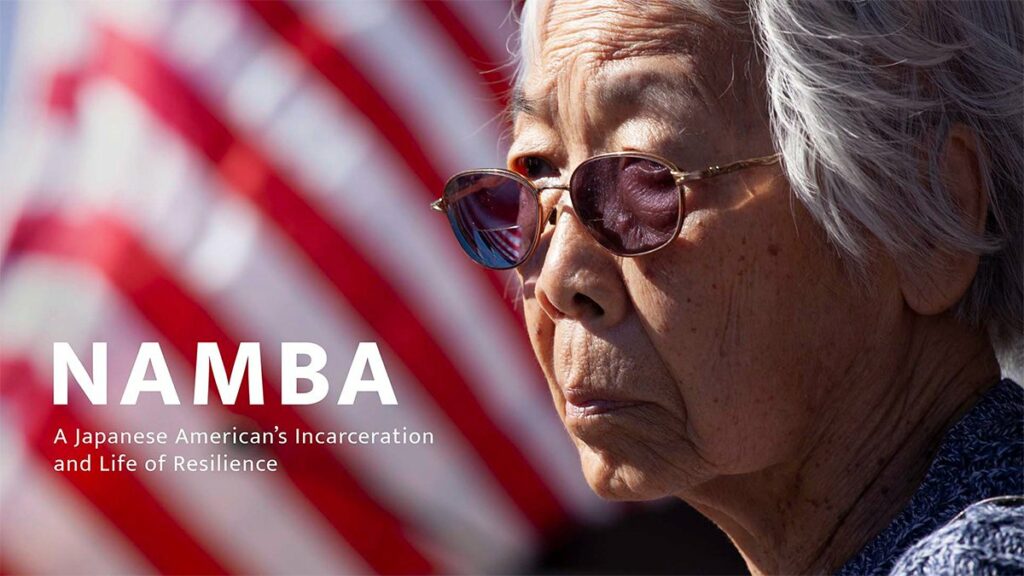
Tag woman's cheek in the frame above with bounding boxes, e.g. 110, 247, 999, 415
623, 245, 763, 469
521, 296, 564, 417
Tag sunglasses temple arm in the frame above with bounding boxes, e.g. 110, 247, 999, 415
673, 153, 782, 183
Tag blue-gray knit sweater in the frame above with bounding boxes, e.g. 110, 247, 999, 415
838, 379, 1024, 575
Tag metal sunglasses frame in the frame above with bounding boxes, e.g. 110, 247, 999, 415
430, 150, 781, 270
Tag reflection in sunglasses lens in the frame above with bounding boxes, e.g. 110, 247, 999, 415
445, 173, 538, 269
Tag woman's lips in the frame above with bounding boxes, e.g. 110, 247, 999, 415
564, 398, 641, 417
563, 388, 641, 417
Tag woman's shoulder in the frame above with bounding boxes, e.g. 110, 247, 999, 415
889, 496, 1024, 576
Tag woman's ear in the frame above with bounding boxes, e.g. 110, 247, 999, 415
898, 124, 989, 316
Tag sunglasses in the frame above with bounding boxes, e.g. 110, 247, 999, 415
431, 151, 781, 270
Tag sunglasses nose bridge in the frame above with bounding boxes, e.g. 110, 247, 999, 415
535, 184, 571, 195
533, 183, 571, 227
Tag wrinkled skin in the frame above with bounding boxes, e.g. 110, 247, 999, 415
514, 0, 865, 504
511, 0, 999, 573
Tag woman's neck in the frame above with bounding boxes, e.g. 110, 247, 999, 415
679, 314, 1000, 575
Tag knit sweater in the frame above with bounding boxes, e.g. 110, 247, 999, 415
837, 379, 1023, 575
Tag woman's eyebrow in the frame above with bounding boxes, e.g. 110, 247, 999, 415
508, 87, 544, 121
508, 76, 694, 125
594, 68, 700, 114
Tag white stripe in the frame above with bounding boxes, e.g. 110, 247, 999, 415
0, 393, 154, 574
0, 1, 92, 248
439, 0, 520, 64
0, 257, 370, 574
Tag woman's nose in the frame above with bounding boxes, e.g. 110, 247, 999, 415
532, 207, 628, 327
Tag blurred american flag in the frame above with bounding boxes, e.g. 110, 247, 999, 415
0, 2, 610, 573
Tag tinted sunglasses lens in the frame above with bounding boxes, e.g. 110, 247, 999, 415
444, 173, 538, 269
571, 155, 680, 254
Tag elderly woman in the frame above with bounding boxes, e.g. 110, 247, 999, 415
432, 0, 1023, 573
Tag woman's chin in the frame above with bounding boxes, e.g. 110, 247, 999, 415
577, 442, 702, 501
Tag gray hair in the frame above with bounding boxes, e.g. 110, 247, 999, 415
513, 0, 1023, 369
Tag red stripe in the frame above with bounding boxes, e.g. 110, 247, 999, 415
4, 213, 434, 574
0, 554, 20, 576
88, 26, 567, 533
0, 357, 231, 576
415, 1, 511, 109
47, 69, 85, 116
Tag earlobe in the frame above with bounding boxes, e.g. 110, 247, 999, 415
898, 124, 989, 316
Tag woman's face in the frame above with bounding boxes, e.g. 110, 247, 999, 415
513, 0, 900, 500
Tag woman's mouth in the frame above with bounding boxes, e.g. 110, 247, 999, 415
563, 387, 642, 417
564, 398, 642, 417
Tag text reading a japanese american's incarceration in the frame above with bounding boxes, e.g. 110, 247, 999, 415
51, 425, 434, 473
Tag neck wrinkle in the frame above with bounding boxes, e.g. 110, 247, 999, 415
679, 314, 1000, 576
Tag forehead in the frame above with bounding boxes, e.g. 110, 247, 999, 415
512, 0, 731, 126
530, 0, 709, 69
